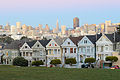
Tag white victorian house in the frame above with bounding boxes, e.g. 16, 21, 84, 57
78, 34, 101, 63
96, 34, 116, 61
61, 36, 83, 65
20, 40, 50, 65
46, 38, 66, 65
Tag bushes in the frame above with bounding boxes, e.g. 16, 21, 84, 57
32, 60, 44, 66
85, 58, 96, 63
106, 56, 118, 62
65, 58, 76, 66
13, 57, 28, 67
50, 59, 61, 66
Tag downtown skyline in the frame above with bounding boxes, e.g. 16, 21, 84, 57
0, 0, 120, 28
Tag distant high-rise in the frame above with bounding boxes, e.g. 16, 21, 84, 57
56, 19, 59, 32
4, 23, 10, 30
45, 24, 50, 32
73, 17, 79, 29
61, 25, 66, 34
11, 25, 17, 34
16, 22, 21, 29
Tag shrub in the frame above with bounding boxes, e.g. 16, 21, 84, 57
32, 60, 44, 66
85, 58, 96, 63
13, 57, 28, 67
65, 58, 77, 66
106, 56, 118, 62
50, 59, 61, 66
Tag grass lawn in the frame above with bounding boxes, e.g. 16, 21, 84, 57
0, 65, 120, 80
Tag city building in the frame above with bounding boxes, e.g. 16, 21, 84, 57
73, 17, 79, 29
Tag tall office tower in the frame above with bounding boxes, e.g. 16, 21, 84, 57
38, 24, 43, 31
4, 23, 10, 30
0, 25, 3, 29
105, 20, 112, 33
73, 17, 79, 29
16, 22, 21, 29
45, 24, 50, 32
11, 25, 17, 35
56, 19, 59, 33
61, 25, 66, 34
22, 24, 28, 34
84, 24, 88, 34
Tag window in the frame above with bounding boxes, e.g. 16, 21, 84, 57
26, 52, 28, 56
49, 49, 51, 54
105, 45, 108, 51
23, 52, 25, 56
84, 40, 87, 44
52, 43, 54, 46
37, 45, 39, 47
101, 46, 103, 52
87, 46, 90, 53
65, 48, 67, 53
68, 42, 70, 45
54, 49, 57, 54
55, 44, 57, 46
25, 46, 27, 48
30, 53, 32, 56
74, 48, 76, 53
70, 48, 73, 53
58, 49, 60, 54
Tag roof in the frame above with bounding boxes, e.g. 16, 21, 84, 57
69, 36, 84, 46
26, 40, 37, 48
54, 37, 67, 46
105, 33, 120, 43
39, 39, 51, 47
4, 40, 27, 49
86, 34, 102, 44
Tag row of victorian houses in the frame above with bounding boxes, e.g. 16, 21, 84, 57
0, 33, 120, 67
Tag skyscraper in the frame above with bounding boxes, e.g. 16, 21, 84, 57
61, 25, 66, 34
73, 17, 79, 29
16, 22, 21, 29
56, 19, 59, 33
45, 24, 50, 32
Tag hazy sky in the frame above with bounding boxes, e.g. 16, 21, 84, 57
0, 0, 120, 28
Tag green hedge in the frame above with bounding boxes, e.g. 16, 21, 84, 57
85, 58, 96, 63
65, 58, 76, 65
13, 57, 28, 67
50, 59, 61, 65
32, 60, 44, 66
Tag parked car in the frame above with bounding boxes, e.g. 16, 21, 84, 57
110, 65, 119, 69
81, 63, 94, 68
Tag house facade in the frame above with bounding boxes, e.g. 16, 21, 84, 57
96, 34, 115, 61
20, 40, 50, 65
61, 36, 83, 65
46, 38, 66, 65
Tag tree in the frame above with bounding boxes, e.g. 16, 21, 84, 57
13, 57, 28, 67
65, 58, 76, 66
20, 36, 28, 40
85, 58, 96, 68
117, 25, 120, 34
32, 60, 44, 66
50, 59, 61, 66
106, 56, 118, 64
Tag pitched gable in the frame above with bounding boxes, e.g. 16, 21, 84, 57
46, 39, 60, 48
78, 36, 93, 46
61, 38, 76, 47
32, 41, 44, 49
20, 42, 32, 50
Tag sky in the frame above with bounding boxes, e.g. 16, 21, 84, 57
0, 0, 120, 29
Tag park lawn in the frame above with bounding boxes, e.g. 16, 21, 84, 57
0, 65, 120, 80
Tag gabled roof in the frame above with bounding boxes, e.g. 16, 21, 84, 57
86, 34, 102, 44
69, 36, 84, 46
105, 33, 120, 43
54, 37, 67, 46
26, 40, 37, 48
39, 39, 51, 47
